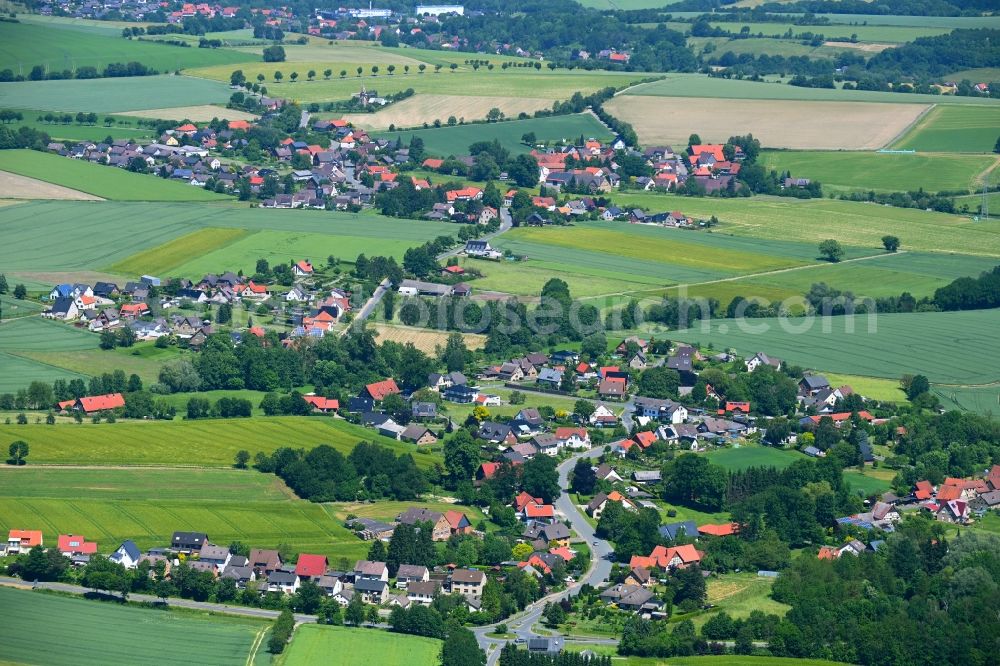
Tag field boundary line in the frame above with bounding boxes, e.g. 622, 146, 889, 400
579, 250, 906, 300
885, 102, 936, 150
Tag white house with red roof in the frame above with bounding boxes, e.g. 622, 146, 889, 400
292, 260, 314, 277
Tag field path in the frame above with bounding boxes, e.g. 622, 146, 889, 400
972, 154, 1000, 190
885, 102, 935, 149
581, 250, 905, 300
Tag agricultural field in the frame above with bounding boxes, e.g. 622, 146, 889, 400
0, 316, 99, 353
705, 21, 950, 43
932, 384, 1000, 415
687, 36, 863, 60
619, 657, 850, 666
608, 193, 1000, 257
0, 466, 367, 558
0, 171, 102, 200
343, 94, 554, 130
372, 323, 487, 354
0, 20, 248, 74
669, 308, 1000, 385
0, 351, 90, 394
0, 200, 453, 285
731, 250, 1000, 300
624, 73, 1000, 105
603, 96, 926, 149
0, 587, 267, 666
821, 373, 904, 403
107, 227, 252, 276
759, 150, 997, 193
378, 113, 614, 156
283, 625, 442, 666
0, 150, 228, 201
948, 67, 1000, 83
0, 108, 154, 141
0, 416, 440, 467
188, 61, 644, 103
0, 75, 232, 113
892, 105, 1000, 153
485, 219, 882, 298
119, 104, 258, 122
810, 14, 1000, 29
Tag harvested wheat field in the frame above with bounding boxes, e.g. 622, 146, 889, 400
604, 96, 928, 149
0, 171, 103, 200
118, 105, 258, 122
824, 41, 896, 53
343, 94, 554, 130
373, 324, 486, 354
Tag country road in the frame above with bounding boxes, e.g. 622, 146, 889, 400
474, 445, 617, 664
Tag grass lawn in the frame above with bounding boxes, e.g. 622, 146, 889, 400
669, 309, 1000, 385
698, 572, 791, 629
0, 586, 266, 666
892, 105, 1000, 153
843, 468, 895, 496
705, 446, 802, 471
283, 625, 442, 666
0, 416, 441, 468
0, 466, 371, 558
459, 255, 655, 299
377, 113, 613, 156
0, 150, 228, 201
0, 75, 233, 113
821, 373, 904, 403
759, 150, 996, 194
0, 20, 249, 74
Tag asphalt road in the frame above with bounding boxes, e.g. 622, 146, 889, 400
341, 277, 390, 336
474, 445, 616, 664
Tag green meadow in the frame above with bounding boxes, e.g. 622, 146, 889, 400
0, 350, 90, 394
0, 21, 248, 73
759, 150, 996, 193
706, 446, 801, 471
378, 113, 613, 156
1, 108, 155, 141
284, 625, 442, 666
669, 309, 1000, 385
0, 587, 266, 666
0, 150, 228, 201
892, 105, 1000, 153
0, 75, 232, 113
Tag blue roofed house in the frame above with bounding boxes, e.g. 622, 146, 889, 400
659, 520, 699, 541
110, 540, 141, 569
48, 284, 74, 300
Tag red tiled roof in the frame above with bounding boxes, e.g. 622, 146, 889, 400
478, 462, 500, 479
422, 158, 443, 169
549, 546, 574, 561
809, 411, 874, 424
58, 534, 97, 554
444, 510, 469, 530
295, 260, 313, 273
303, 395, 340, 411
935, 484, 963, 501
295, 553, 328, 577
914, 480, 933, 500
698, 522, 738, 537
366, 378, 400, 401
8, 530, 43, 547
634, 431, 656, 448
228, 120, 251, 130
78, 393, 125, 413
525, 503, 554, 519
514, 491, 544, 511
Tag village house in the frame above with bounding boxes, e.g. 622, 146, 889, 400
449, 568, 486, 598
